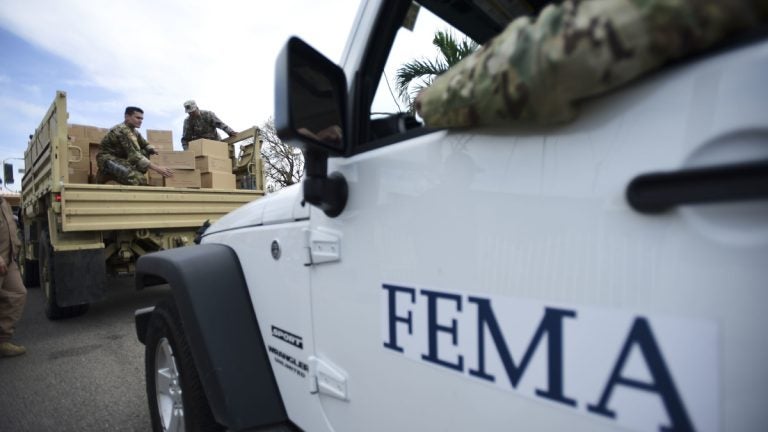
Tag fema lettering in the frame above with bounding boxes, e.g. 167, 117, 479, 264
382, 284, 696, 432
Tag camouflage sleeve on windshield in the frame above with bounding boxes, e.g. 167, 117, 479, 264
417, 0, 766, 128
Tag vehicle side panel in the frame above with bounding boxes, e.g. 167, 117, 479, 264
135, 244, 288, 430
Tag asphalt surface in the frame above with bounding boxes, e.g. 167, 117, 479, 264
0, 277, 171, 431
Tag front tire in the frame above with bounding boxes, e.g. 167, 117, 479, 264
145, 299, 223, 432
39, 229, 89, 320
18, 218, 39, 287
20, 253, 39, 288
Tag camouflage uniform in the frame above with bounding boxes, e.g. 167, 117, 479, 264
417, 0, 768, 128
181, 110, 236, 150
96, 123, 156, 185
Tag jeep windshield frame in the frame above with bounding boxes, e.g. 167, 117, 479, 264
349, 0, 546, 155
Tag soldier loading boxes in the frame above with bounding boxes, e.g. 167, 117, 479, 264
66, 126, 242, 190
22, 90, 265, 320
67, 124, 175, 185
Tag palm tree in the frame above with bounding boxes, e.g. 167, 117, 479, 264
395, 30, 479, 111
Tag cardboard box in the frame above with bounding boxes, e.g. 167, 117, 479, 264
87, 127, 108, 143
89, 144, 100, 175
68, 136, 91, 170
68, 124, 88, 139
147, 176, 164, 187
151, 141, 174, 152
201, 172, 236, 189
150, 151, 195, 169
196, 156, 232, 173
68, 167, 90, 184
164, 169, 201, 188
188, 139, 229, 159
147, 129, 173, 145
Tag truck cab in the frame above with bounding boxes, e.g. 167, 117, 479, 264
135, 1, 768, 431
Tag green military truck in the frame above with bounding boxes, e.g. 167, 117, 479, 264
21, 90, 265, 319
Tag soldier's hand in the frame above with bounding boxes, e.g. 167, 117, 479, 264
150, 163, 174, 178
228, 130, 238, 137
148, 147, 159, 155
157, 166, 174, 178
0, 256, 7, 276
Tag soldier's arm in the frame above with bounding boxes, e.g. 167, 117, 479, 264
137, 133, 157, 155
210, 112, 237, 136
416, 0, 763, 128
181, 118, 191, 149
119, 129, 152, 172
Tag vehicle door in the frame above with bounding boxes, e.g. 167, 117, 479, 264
208, 189, 333, 431
291, 1, 768, 431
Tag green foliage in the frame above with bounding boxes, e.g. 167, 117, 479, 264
395, 29, 478, 110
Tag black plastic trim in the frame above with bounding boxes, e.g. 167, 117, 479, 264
135, 244, 288, 430
134, 306, 154, 345
350, 0, 414, 150
627, 159, 768, 213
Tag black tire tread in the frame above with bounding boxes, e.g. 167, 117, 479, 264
21, 258, 39, 288
145, 298, 224, 432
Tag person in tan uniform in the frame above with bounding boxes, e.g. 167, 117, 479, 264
0, 196, 26, 357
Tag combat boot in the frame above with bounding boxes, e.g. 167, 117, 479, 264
0, 341, 27, 357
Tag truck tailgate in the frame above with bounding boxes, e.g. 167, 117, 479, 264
60, 183, 261, 231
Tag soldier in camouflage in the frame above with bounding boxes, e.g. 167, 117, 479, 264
181, 100, 238, 150
96, 107, 174, 186
416, 0, 768, 128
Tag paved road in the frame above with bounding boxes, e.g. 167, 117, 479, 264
0, 277, 171, 432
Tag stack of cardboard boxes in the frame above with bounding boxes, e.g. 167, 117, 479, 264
149, 151, 200, 188
189, 139, 236, 189
66, 126, 238, 190
146, 129, 174, 152
67, 124, 108, 184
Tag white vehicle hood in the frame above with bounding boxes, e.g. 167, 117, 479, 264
203, 183, 308, 236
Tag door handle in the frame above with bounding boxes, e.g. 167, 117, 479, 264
626, 159, 768, 214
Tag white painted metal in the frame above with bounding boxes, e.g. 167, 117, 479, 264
202, 1, 768, 430
304, 36, 768, 432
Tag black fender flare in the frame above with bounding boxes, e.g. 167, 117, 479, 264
135, 243, 288, 430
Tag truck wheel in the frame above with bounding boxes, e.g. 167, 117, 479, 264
39, 229, 89, 320
20, 241, 39, 288
145, 299, 223, 432
20, 256, 39, 288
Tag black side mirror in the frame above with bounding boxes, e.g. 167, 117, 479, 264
4, 163, 14, 185
275, 36, 347, 154
275, 37, 348, 217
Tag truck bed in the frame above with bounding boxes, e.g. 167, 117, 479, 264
22, 90, 263, 234
60, 183, 260, 231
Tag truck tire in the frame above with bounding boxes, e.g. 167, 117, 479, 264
39, 229, 89, 320
145, 298, 224, 432
20, 241, 39, 288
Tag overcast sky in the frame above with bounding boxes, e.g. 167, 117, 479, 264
0, 0, 364, 191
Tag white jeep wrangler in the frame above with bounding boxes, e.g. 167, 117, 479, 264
135, 1, 768, 431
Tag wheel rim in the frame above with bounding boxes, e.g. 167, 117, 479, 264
155, 337, 185, 432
